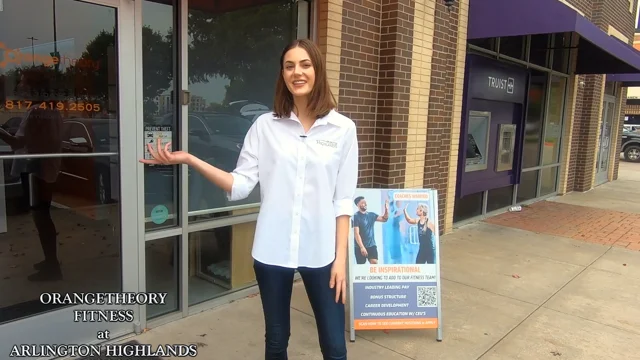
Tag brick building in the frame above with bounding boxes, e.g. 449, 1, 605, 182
317, 0, 469, 233
2, 0, 640, 353
319, 0, 640, 229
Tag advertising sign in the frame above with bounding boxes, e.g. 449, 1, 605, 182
348, 188, 443, 342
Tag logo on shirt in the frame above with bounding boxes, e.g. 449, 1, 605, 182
316, 140, 338, 148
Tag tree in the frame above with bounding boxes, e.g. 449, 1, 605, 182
187, 0, 297, 107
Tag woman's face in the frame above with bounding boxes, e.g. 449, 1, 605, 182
282, 46, 315, 99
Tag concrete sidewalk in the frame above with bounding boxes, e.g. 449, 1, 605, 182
127, 163, 640, 360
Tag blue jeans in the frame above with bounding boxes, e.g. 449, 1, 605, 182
253, 259, 347, 360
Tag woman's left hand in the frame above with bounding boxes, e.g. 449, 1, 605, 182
330, 259, 347, 304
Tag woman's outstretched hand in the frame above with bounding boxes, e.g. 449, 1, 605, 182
139, 138, 191, 165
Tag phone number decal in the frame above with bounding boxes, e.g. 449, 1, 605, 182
4, 100, 102, 112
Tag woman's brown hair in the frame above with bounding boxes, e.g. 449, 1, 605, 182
273, 38, 336, 119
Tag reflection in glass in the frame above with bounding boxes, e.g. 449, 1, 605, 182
486, 185, 513, 213
187, 0, 297, 220
188, 225, 257, 306
146, 237, 179, 319
453, 191, 484, 223
517, 170, 538, 203
523, 70, 547, 168
542, 76, 566, 165
465, 111, 491, 172
0, 0, 121, 324
141, 0, 178, 231
540, 166, 558, 196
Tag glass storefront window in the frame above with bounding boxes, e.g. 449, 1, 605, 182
186, 0, 297, 221
0, 0, 122, 323
188, 224, 257, 305
517, 170, 538, 203
552, 33, 571, 74
522, 70, 548, 168
499, 36, 526, 60
486, 185, 514, 213
468, 38, 497, 52
146, 236, 180, 319
142, 0, 178, 231
529, 34, 550, 68
542, 76, 566, 165
540, 166, 558, 196
453, 191, 484, 223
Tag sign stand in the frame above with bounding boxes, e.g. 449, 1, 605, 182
347, 189, 443, 343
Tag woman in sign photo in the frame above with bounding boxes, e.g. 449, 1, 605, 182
403, 203, 436, 264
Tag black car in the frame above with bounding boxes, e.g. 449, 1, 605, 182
622, 129, 640, 162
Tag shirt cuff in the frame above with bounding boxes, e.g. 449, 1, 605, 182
334, 198, 353, 218
226, 172, 245, 202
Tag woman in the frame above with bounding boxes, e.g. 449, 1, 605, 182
140, 39, 358, 360
403, 203, 436, 264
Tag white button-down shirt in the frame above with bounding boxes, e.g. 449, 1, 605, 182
227, 109, 359, 269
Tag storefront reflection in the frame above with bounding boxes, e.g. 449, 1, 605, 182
0, 0, 121, 325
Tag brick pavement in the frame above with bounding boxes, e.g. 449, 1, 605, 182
484, 200, 640, 251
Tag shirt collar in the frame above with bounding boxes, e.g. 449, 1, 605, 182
280, 109, 339, 127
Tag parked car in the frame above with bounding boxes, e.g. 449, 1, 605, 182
149, 111, 260, 212
621, 128, 640, 162
56, 118, 119, 205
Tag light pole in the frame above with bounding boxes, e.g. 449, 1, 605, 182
27, 36, 38, 66
53, 0, 57, 56
53, 0, 59, 72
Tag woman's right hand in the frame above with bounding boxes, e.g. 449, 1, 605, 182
139, 139, 191, 166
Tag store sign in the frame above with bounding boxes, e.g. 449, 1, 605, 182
487, 76, 515, 94
348, 188, 443, 342
468, 56, 527, 104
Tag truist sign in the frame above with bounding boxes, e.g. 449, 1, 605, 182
467, 55, 526, 104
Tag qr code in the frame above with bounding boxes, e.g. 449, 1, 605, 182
417, 286, 437, 308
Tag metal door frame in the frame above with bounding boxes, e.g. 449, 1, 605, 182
0, 0, 140, 353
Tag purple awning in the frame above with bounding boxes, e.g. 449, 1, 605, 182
607, 73, 640, 86
468, 0, 640, 74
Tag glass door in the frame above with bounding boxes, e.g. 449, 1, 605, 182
596, 96, 615, 185
0, 0, 139, 356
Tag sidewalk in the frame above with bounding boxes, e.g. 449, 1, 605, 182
126, 163, 640, 360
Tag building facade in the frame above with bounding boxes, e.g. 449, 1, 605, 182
454, 0, 640, 223
0, 0, 639, 356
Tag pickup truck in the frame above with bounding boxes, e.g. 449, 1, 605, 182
622, 128, 640, 162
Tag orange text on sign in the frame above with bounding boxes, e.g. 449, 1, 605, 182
354, 318, 438, 330
0, 42, 100, 70
4, 100, 101, 112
